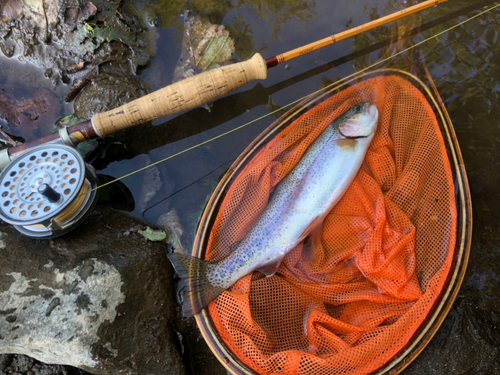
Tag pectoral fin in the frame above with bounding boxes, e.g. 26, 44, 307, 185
256, 256, 285, 277
333, 138, 357, 149
298, 215, 323, 243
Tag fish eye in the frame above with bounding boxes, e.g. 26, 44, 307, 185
354, 105, 362, 113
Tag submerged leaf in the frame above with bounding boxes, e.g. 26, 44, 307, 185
0, 0, 23, 21
64, 2, 97, 31
138, 227, 167, 241
173, 11, 235, 83
0, 88, 49, 126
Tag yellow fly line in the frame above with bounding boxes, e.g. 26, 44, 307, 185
85, 1, 500, 195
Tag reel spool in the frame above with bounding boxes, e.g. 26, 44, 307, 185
0, 144, 99, 238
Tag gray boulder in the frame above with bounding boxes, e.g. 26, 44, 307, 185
0, 206, 185, 375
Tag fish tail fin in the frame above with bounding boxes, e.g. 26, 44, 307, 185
167, 253, 226, 317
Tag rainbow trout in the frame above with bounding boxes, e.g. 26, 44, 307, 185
168, 102, 379, 316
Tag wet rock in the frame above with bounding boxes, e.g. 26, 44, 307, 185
170, 313, 226, 375
0, 353, 14, 370
0, 206, 185, 375
73, 71, 148, 120
0, 0, 150, 93
138, 226, 167, 242
0, 354, 80, 374
405, 292, 500, 374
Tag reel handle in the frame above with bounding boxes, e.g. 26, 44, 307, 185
91, 53, 268, 137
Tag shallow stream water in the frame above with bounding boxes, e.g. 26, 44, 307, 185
1, 0, 500, 374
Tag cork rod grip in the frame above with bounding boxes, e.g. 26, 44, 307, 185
92, 53, 268, 137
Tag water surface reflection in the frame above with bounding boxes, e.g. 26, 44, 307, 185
1, 0, 500, 373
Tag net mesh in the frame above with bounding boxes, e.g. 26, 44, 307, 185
203, 75, 457, 375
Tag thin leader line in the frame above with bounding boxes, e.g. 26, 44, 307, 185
85, 1, 500, 195
141, 159, 235, 219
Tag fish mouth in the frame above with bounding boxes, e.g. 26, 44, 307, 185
339, 104, 379, 139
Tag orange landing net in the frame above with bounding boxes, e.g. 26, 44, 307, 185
204, 75, 456, 375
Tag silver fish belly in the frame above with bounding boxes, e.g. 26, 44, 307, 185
168, 102, 379, 317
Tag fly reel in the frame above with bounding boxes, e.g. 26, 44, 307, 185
0, 144, 99, 238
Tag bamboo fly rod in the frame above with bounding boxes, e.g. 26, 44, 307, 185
1, 0, 447, 168
266, 0, 448, 67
